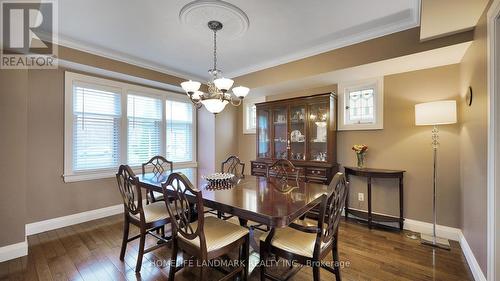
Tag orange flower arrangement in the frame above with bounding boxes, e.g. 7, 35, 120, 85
352, 144, 368, 154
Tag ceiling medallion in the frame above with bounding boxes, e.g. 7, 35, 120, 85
179, 0, 249, 39
179, 1, 250, 114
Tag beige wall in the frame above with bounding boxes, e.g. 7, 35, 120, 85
234, 28, 473, 89
459, 5, 489, 272
237, 65, 462, 228
0, 70, 28, 246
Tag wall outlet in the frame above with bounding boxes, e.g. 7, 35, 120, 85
358, 193, 364, 201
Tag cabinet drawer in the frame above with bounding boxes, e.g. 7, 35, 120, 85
252, 162, 268, 170
306, 168, 327, 178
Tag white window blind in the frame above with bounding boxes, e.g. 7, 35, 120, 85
127, 94, 163, 166
72, 84, 121, 171
166, 100, 193, 162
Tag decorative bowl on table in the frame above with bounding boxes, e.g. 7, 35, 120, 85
203, 173, 236, 189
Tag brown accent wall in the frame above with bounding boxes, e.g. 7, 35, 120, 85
26, 69, 123, 223
215, 105, 239, 169
459, 5, 490, 273
0, 70, 28, 246
237, 65, 462, 228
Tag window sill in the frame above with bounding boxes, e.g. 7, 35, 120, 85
338, 124, 383, 131
63, 162, 198, 183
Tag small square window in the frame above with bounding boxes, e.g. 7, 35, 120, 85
338, 78, 383, 130
243, 97, 265, 134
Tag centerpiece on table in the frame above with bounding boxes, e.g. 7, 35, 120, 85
352, 144, 368, 168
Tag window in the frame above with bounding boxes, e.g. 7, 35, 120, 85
127, 94, 162, 166
338, 78, 384, 130
64, 72, 197, 182
72, 83, 121, 171
243, 97, 265, 134
166, 100, 193, 162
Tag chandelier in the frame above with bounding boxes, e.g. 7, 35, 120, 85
180, 20, 249, 114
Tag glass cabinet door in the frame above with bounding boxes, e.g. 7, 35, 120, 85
272, 106, 288, 159
308, 103, 329, 162
257, 108, 270, 158
289, 105, 306, 161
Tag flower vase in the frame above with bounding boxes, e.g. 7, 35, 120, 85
356, 153, 366, 168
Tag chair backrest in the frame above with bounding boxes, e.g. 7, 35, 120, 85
116, 165, 143, 217
221, 155, 245, 178
161, 173, 207, 249
142, 156, 173, 176
316, 172, 348, 247
267, 159, 299, 181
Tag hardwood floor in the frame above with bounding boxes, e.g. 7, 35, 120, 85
0, 214, 474, 281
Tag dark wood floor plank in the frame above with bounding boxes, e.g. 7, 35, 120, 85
0, 214, 474, 281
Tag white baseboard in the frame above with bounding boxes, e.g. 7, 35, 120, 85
25, 204, 123, 236
0, 239, 27, 263
404, 218, 462, 241
459, 232, 487, 281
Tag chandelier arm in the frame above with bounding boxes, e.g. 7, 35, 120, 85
230, 97, 242, 107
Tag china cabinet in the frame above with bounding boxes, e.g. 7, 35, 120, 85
251, 93, 338, 184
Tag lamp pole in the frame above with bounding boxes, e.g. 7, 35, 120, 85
421, 125, 450, 250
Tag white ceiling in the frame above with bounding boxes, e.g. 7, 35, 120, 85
57, 0, 420, 81
250, 42, 471, 98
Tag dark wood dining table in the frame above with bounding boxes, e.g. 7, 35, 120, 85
137, 171, 331, 247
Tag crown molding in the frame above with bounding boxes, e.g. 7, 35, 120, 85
57, 36, 206, 82
227, 0, 421, 78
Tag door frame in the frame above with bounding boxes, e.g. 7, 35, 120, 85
487, 1, 500, 280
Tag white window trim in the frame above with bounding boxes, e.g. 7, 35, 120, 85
338, 77, 384, 131
243, 96, 266, 134
64, 71, 197, 182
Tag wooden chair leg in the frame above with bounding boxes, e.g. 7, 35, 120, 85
198, 262, 207, 281
169, 241, 178, 281
313, 264, 321, 281
242, 235, 250, 281
333, 241, 342, 281
120, 217, 129, 260
259, 243, 267, 281
135, 228, 146, 272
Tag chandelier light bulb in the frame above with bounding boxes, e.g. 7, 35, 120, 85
214, 77, 234, 92
232, 86, 250, 98
181, 80, 201, 93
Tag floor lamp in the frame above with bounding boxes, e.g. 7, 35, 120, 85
415, 100, 457, 250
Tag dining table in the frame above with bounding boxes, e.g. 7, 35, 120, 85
136, 170, 331, 272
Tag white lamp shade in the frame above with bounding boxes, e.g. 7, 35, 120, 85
213, 77, 234, 91
181, 80, 201, 93
232, 86, 250, 98
415, 100, 457, 126
201, 98, 229, 114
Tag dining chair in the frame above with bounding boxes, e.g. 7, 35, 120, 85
116, 165, 172, 272
142, 155, 173, 203
259, 172, 348, 281
267, 159, 299, 182
161, 172, 250, 281
221, 155, 245, 178
209, 155, 246, 220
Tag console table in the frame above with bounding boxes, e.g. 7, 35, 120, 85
344, 166, 405, 230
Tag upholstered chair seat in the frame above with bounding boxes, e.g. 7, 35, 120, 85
180, 216, 249, 252
260, 226, 329, 258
